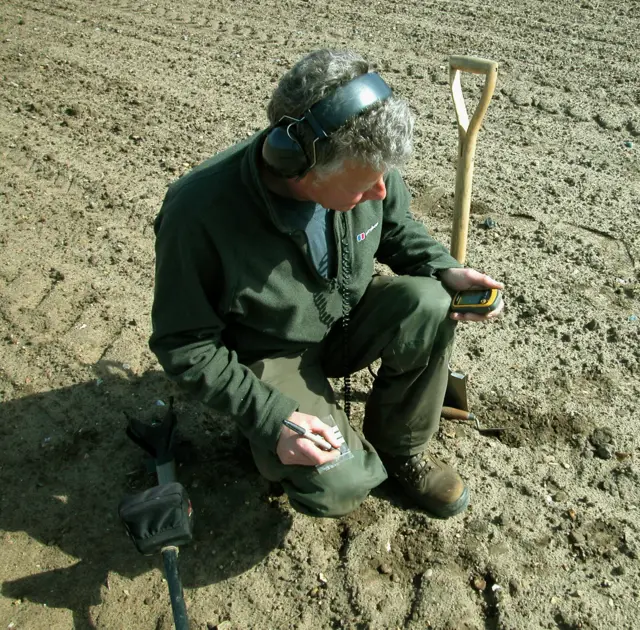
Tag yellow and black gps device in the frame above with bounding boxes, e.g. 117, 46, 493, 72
451, 288, 502, 315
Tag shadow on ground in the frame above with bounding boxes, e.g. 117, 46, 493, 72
0, 362, 291, 628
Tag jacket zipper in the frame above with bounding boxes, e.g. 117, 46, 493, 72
340, 211, 352, 285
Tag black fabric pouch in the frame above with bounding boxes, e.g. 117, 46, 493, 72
118, 482, 194, 555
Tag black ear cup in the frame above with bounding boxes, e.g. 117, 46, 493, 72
262, 125, 310, 179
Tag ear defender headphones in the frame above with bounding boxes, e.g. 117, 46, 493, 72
262, 72, 393, 179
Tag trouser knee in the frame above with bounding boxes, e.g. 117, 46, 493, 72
396, 276, 453, 327
285, 480, 370, 518
274, 450, 388, 518
381, 276, 456, 366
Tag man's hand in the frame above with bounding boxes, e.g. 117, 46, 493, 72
276, 411, 342, 466
439, 267, 505, 322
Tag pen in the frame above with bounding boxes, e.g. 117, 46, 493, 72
283, 419, 335, 451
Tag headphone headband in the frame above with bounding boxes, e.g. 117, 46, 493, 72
305, 72, 392, 137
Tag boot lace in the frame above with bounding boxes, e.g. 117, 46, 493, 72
397, 453, 432, 484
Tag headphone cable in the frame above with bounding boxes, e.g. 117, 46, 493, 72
340, 215, 352, 421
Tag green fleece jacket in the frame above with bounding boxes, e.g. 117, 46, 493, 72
149, 132, 462, 452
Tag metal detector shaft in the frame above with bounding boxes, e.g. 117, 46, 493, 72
162, 546, 190, 630
124, 401, 192, 630
156, 459, 178, 485
156, 460, 190, 630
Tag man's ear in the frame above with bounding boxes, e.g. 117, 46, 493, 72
296, 168, 320, 190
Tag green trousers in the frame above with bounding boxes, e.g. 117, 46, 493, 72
248, 275, 457, 518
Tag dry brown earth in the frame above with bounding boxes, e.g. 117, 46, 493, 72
1, 0, 639, 628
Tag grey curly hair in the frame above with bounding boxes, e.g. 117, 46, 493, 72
267, 49, 414, 178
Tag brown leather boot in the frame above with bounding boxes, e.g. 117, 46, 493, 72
380, 451, 469, 518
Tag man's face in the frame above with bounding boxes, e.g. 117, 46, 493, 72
303, 162, 387, 212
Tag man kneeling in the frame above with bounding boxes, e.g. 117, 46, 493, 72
149, 49, 503, 519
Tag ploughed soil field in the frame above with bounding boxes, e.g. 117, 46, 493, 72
1, 0, 639, 628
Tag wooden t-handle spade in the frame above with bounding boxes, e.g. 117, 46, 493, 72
449, 55, 498, 264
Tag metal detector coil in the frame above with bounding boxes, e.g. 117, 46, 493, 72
119, 397, 191, 630
119, 482, 194, 556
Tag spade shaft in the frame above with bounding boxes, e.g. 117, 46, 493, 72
449, 55, 498, 264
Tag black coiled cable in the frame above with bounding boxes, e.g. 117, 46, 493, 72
340, 217, 352, 421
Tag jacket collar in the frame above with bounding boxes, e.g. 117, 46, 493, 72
241, 130, 292, 234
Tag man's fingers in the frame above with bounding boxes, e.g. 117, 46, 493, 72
278, 412, 342, 466
313, 446, 340, 465
296, 438, 339, 465
479, 272, 504, 289
307, 418, 342, 449
450, 298, 504, 322
451, 312, 486, 322
491, 300, 505, 316
468, 271, 504, 290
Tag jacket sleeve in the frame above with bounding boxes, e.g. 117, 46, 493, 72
375, 170, 464, 276
149, 193, 298, 452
